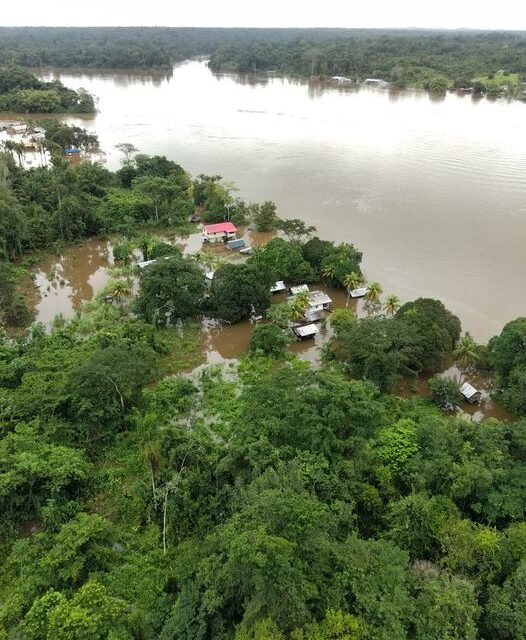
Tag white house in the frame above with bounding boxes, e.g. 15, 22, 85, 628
202, 222, 238, 244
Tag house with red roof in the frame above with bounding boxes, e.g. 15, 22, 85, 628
202, 221, 238, 243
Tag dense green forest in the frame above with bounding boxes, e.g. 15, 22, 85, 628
1, 144, 526, 638
1, 27, 526, 94
0, 67, 95, 113
208, 31, 526, 93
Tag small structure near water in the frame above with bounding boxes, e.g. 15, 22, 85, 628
227, 238, 246, 251
308, 290, 333, 311
202, 222, 238, 243
460, 382, 482, 404
349, 286, 368, 298
304, 308, 325, 323
270, 281, 287, 294
288, 284, 310, 296
364, 78, 389, 88
293, 324, 319, 340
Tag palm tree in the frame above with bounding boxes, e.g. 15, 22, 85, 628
383, 294, 401, 317
289, 290, 311, 323
365, 281, 383, 304
294, 290, 311, 311
343, 271, 362, 306
321, 262, 336, 282
289, 299, 307, 323
194, 250, 217, 271
1, 140, 25, 167
106, 279, 131, 305
453, 333, 481, 370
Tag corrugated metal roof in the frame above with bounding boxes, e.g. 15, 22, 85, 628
460, 382, 480, 399
203, 222, 238, 234
227, 239, 246, 249
271, 281, 286, 293
350, 287, 368, 298
293, 324, 319, 338
309, 291, 332, 306
290, 284, 310, 295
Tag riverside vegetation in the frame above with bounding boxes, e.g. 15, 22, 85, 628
0, 27, 525, 97
1, 141, 526, 639
0, 67, 95, 114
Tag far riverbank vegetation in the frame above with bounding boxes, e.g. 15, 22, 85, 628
0, 27, 525, 98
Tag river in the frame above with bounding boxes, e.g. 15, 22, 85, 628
36, 60, 526, 342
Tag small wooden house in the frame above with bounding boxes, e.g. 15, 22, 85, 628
460, 382, 482, 404
288, 284, 310, 296
308, 290, 333, 311
270, 281, 287, 294
293, 324, 319, 340
304, 308, 325, 323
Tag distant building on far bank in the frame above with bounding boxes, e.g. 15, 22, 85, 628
364, 78, 390, 88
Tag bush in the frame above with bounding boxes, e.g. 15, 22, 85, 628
429, 376, 462, 410
250, 324, 290, 358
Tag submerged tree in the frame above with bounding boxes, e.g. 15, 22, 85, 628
454, 333, 481, 370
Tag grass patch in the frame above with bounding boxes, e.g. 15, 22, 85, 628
480, 72, 519, 87
157, 321, 205, 375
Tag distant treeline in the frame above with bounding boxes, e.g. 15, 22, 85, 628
209, 31, 526, 91
1, 28, 526, 88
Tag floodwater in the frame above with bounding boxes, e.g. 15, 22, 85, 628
35, 60, 526, 342
31, 227, 272, 325
30, 240, 508, 421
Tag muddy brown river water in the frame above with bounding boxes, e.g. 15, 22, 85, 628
35, 59, 526, 342
18, 59, 526, 421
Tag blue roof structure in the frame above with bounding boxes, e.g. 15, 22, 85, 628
227, 239, 246, 250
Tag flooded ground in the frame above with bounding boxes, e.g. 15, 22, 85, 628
32, 60, 526, 342
28, 238, 508, 422
31, 226, 274, 325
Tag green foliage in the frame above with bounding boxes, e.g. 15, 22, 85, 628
484, 560, 526, 640
134, 255, 205, 324
0, 261, 33, 327
489, 318, 526, 415
428, 376, 462, 410
68, 343, 158, 437
253, 200, 279, 232
248, 237, 316, 285
277, 218, 317, 243
427, 76, 450, 92
330, 298, 461, 392
331, 316, 422, 391
395, 298, 461, 370
320, 243, 363, 287
42, 120, 98, 152
23, 581, 129, 639
250, 324, 290, 358
412, 570, 480, 640
208, 263, 271, 323
0, 424, 89, 534
0, 68, 95, 113
301, 237, 335, 275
